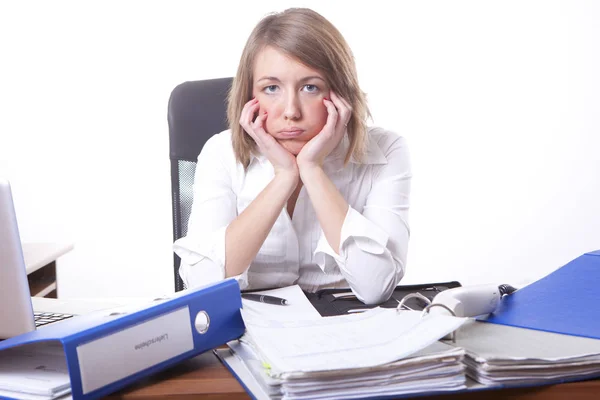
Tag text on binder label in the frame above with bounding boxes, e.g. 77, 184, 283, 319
76, 306, 194, 394
134, 333, 169, 350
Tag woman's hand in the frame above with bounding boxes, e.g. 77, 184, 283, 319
240, 98, 299, 180
296, 91, 351, 171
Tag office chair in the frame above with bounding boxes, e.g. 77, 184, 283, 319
168, 77, 233, 291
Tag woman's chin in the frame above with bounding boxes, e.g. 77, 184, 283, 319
279, 139, 307, 156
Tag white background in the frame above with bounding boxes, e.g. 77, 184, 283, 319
1, 1, 598, 298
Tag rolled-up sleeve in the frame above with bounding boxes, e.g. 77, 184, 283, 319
314, 135, 411, 304
173, 134, 249, 289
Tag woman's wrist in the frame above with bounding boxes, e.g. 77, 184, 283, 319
274, 168, 300, 193
298, 163, 323, 180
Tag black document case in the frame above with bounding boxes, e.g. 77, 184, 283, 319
303, 281, 461, 317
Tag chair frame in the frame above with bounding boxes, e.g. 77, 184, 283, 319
168, 77, 233, 291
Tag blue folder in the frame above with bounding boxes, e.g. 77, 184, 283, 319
480, 250, 600, 339
0, 279, 245, 400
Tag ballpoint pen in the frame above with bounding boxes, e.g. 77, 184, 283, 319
241, 293, 288, 306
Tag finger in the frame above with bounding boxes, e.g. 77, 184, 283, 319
240, 98, 257, 118
251, 112, 286, 154
240, 101, 260, 140
251, 110, 267, 132
240, 98, 258, 126
250, 111, 270, 142
239, 98, 259, 128
331, 91, 352, 111
322, 98, 339, 133
240, 106, 260, 146
329, 91, 352, 127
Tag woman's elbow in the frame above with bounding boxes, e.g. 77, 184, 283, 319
352, 272, 398, 305
353, 258, 405, 305
179, 258, 226, 289
359, 291, 392, 306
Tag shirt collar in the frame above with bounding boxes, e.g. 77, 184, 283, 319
250, 151, 267, 165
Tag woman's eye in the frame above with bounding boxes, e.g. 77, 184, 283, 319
302, 84, 319, 93
263, 85, 279, 94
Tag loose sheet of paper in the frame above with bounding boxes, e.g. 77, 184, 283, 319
243, 307, 466, 375
241, 285, 322, 322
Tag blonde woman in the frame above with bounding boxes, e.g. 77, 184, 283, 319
174, 8, 411, 305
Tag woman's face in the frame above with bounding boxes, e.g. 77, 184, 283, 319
252, 46, 330, 155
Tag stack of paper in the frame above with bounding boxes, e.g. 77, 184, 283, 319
220, 285, 468, 400
226, 337, 466, 400
453, 320, 600, 385
0, 341, 71, 400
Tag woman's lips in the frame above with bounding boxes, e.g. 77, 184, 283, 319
278, 129, 305, 138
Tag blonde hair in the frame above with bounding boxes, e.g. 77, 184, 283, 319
227, 8, 370, 169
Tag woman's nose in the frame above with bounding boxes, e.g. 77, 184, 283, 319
283, 94, 301, 121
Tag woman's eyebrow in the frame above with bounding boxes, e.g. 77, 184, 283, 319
255, 76, 326, 84
256, 76, 281, 83
299, 76, 326, 83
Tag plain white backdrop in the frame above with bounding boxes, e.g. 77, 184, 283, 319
1, 1, 599, 298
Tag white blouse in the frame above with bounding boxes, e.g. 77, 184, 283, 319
173, 127, 411, 304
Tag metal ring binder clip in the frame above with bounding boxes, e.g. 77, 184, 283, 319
396, 292, 432, 312
421, 304, 458, 343
396, 294, 458, 343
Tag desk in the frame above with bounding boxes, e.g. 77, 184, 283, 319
22, 242, 73, 298
106, 351, 600, 400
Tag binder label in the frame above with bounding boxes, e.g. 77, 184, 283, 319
76, 306, 194, 394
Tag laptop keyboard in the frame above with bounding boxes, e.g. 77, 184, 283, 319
34, 311, 74, 327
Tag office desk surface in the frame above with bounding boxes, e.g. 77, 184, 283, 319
106, 351, 600, 400
22, 242, 74, 274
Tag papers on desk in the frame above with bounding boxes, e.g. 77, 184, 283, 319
453, 320, 600, 385
0, 341, 70, 400
221, 339, 466, 400
222, 285, 469, 400
227, 250, 600, 398
241, 285, 322, 322
242, 307, 466, 375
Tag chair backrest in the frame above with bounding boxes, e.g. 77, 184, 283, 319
168, 77, 233, 291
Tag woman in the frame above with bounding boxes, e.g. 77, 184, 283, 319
173, 8, 411, 305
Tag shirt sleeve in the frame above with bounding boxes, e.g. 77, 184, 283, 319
172, 134, 249, 290
314, 134, 411, 304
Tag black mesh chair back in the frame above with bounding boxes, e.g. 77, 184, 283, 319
168, 77, 233, 291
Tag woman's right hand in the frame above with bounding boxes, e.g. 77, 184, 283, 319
239, 98, 299, 180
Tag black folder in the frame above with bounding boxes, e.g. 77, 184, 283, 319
303, 281, 461, 317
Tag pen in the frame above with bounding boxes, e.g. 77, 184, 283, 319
241, 293, 288, 306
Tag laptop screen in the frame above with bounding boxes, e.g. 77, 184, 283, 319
0, 178, 36, 339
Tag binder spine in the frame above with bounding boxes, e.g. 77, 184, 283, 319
76, 306, 195, 395
64, 281, 245, 399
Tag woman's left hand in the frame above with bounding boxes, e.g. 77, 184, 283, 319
296, 91, 352, 170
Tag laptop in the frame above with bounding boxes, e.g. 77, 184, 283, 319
0, 178, 121, 339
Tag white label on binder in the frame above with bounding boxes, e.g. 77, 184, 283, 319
77, 306, 194, 394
